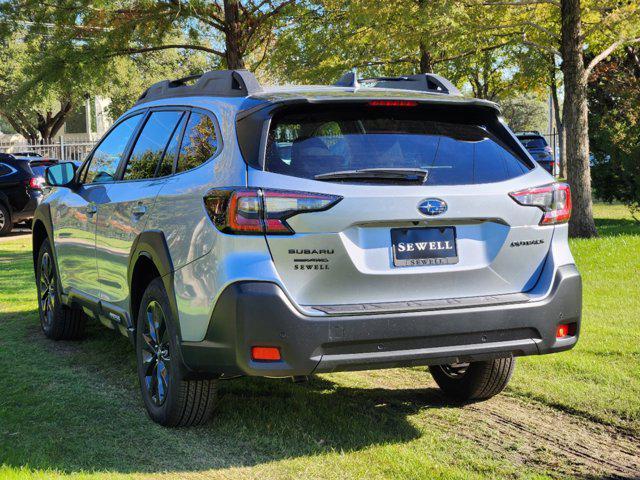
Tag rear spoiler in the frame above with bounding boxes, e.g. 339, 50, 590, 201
237, 95, 500, 121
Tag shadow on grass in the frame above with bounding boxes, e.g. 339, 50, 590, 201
0, 310, 450, 475
593, 217, 640, 237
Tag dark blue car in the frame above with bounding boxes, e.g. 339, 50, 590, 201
516, 132, 556, 176
0, 153, 56, 235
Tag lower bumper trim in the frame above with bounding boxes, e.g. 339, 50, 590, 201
181, 264, 581, 377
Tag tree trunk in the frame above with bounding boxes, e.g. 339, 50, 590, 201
0, 111, 38, 142
549, 67, 566, 177
223, 0, 246, 69
560, 0, 597, 238
419, 41, 433, 73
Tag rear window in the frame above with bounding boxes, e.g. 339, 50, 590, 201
265, 105, 529, 185
0, 163, 13, 176
30, 165, 48, 177
518, 136, 548, 149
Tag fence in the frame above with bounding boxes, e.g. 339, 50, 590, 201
0, 138, 96, 163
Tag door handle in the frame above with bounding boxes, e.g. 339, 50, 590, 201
132, 203, 147, 217
85, 203, 97, 216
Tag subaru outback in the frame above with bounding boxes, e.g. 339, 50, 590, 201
33, 70, 581, 426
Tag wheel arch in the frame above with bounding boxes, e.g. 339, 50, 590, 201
31, 204, 55, 273
0, 190, 11, 212
127, 230, 182, 345
0, 191, 13, 231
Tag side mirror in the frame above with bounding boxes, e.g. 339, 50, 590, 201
45, 162, 77, 188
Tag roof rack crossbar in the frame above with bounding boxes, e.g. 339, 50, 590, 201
135, 69, 263, 105
334, 72, 461, 96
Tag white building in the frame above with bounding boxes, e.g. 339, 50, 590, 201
0, 96, 112, 145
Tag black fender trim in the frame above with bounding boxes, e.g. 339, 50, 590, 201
31, 204, 54, 267
127, 231, 185, 361
31, 204, 65, 300
0, 190, 12, 214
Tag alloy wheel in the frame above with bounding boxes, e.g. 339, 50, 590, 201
141, 300, 171, 406
39, 251, 56, 330
0, 209, 5, 230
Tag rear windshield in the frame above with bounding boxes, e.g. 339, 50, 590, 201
29, 162, 56, 177
30, 165, 48, 177
518, 136, 547, 149
265, 105, 530, 185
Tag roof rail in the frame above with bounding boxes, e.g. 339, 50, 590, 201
335, 71, 461, 96
135, 69, 262, 105
514, 130, 543, 136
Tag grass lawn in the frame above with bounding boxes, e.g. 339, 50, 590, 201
0, 203, 638, 479
511, 203, 640, 431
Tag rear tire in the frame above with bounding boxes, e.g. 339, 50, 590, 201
36, 238, 85, 340
429, 357, 515, 401
136, 278, 218, 427
0, 203, 12, 236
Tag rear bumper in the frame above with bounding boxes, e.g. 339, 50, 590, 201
181, 264, 581, 377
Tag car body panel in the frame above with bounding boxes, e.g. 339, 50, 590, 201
95, 178, 167, 309
48, 185, 101, 298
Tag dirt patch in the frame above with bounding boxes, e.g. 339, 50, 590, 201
332, 369, 640, 479
432, 394, 640, 479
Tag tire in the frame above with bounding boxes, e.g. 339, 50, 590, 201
429, 357, 515, 402
0, 203, 12, 236
36, 238, 85, 340
136, 277, 218, 427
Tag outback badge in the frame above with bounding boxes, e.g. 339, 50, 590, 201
418, 198, 447, 216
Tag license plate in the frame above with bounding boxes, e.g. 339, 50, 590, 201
391, 227, 458, 267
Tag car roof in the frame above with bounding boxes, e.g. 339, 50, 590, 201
133, 70, 501, 114
246, 85, 500, 110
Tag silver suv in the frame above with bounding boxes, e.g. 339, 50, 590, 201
33, 70, 581, 426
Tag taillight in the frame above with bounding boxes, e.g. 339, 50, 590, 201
28, 177, 45, 190
509, 182, 571, 225
368, 100, 418, 107
204, 188, 341, 235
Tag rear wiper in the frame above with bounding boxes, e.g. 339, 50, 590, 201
315, 168, 428, 183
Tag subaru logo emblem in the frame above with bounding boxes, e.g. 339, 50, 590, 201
418, 198, 447, 216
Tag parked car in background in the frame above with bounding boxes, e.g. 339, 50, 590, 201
515, 131, 556, 176
0, 153, 56, 235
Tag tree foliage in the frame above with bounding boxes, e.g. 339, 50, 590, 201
500, 94, 547, 132
266, 0, 517, 84
589, 50, 640, 222
0, 30, 108, 142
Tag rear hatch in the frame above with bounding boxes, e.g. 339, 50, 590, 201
242, 100, 554, 309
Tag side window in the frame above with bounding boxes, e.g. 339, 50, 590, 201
0, 163, 14, 176
176, 113, 218, 173
84, 114, 142, 184
123, 111, 184, 181
157, 114, 188, 177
